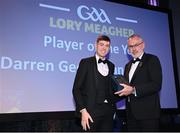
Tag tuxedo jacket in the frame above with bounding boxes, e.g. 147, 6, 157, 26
124, 53, 162, 120
72, 56, 117, 117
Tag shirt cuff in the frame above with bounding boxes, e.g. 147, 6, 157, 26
132, 86, 137, 97
80, 108, 86, 113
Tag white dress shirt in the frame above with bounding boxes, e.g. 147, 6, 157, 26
129, 53, 144, 82
95, 54, 109, 76
128, 53, 144, 98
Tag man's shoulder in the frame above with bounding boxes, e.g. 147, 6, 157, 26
107, 59, 115, 66
145, 53, 159, 60
80, 56, 95, 64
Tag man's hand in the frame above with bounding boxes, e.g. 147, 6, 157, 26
80, 109, 94, 131
114, 83, 135, 96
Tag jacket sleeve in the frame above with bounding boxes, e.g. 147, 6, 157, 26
135, 56, 162, 98
72, 59, 87, 112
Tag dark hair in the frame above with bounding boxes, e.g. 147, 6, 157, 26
96, 34, 111, 43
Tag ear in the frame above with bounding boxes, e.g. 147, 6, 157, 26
142, 42, 145, 49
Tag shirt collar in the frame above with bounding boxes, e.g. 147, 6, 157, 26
134, 52, 144, 60
95, 54, 106, 64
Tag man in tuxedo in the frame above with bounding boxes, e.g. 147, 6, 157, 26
115, 34, 162, 131
72, 35, 117, 131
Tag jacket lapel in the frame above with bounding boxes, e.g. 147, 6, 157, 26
130, 53, 145, 83
125, 61, 132, 82
92, 56, 98, 88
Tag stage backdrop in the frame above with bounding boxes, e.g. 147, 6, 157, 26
0, 0, 178, 113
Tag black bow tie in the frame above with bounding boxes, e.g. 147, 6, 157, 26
132, 58, 141, 64
98, 59, 107, 64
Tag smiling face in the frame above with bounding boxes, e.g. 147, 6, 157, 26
128, 35, 145, 58
96, 40, 110, 58
95, 35, 111, 59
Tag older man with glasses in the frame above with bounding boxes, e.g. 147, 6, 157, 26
115, 34, 162, 131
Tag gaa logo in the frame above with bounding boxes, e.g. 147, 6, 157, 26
77, 5, 111, 24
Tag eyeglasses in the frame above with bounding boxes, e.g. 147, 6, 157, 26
128, 41, 143, 49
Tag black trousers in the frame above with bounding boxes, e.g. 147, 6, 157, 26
87, 103, 114, 132
126, 107, 159, 132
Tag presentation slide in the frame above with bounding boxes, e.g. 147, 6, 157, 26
0, 0, 178, 113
